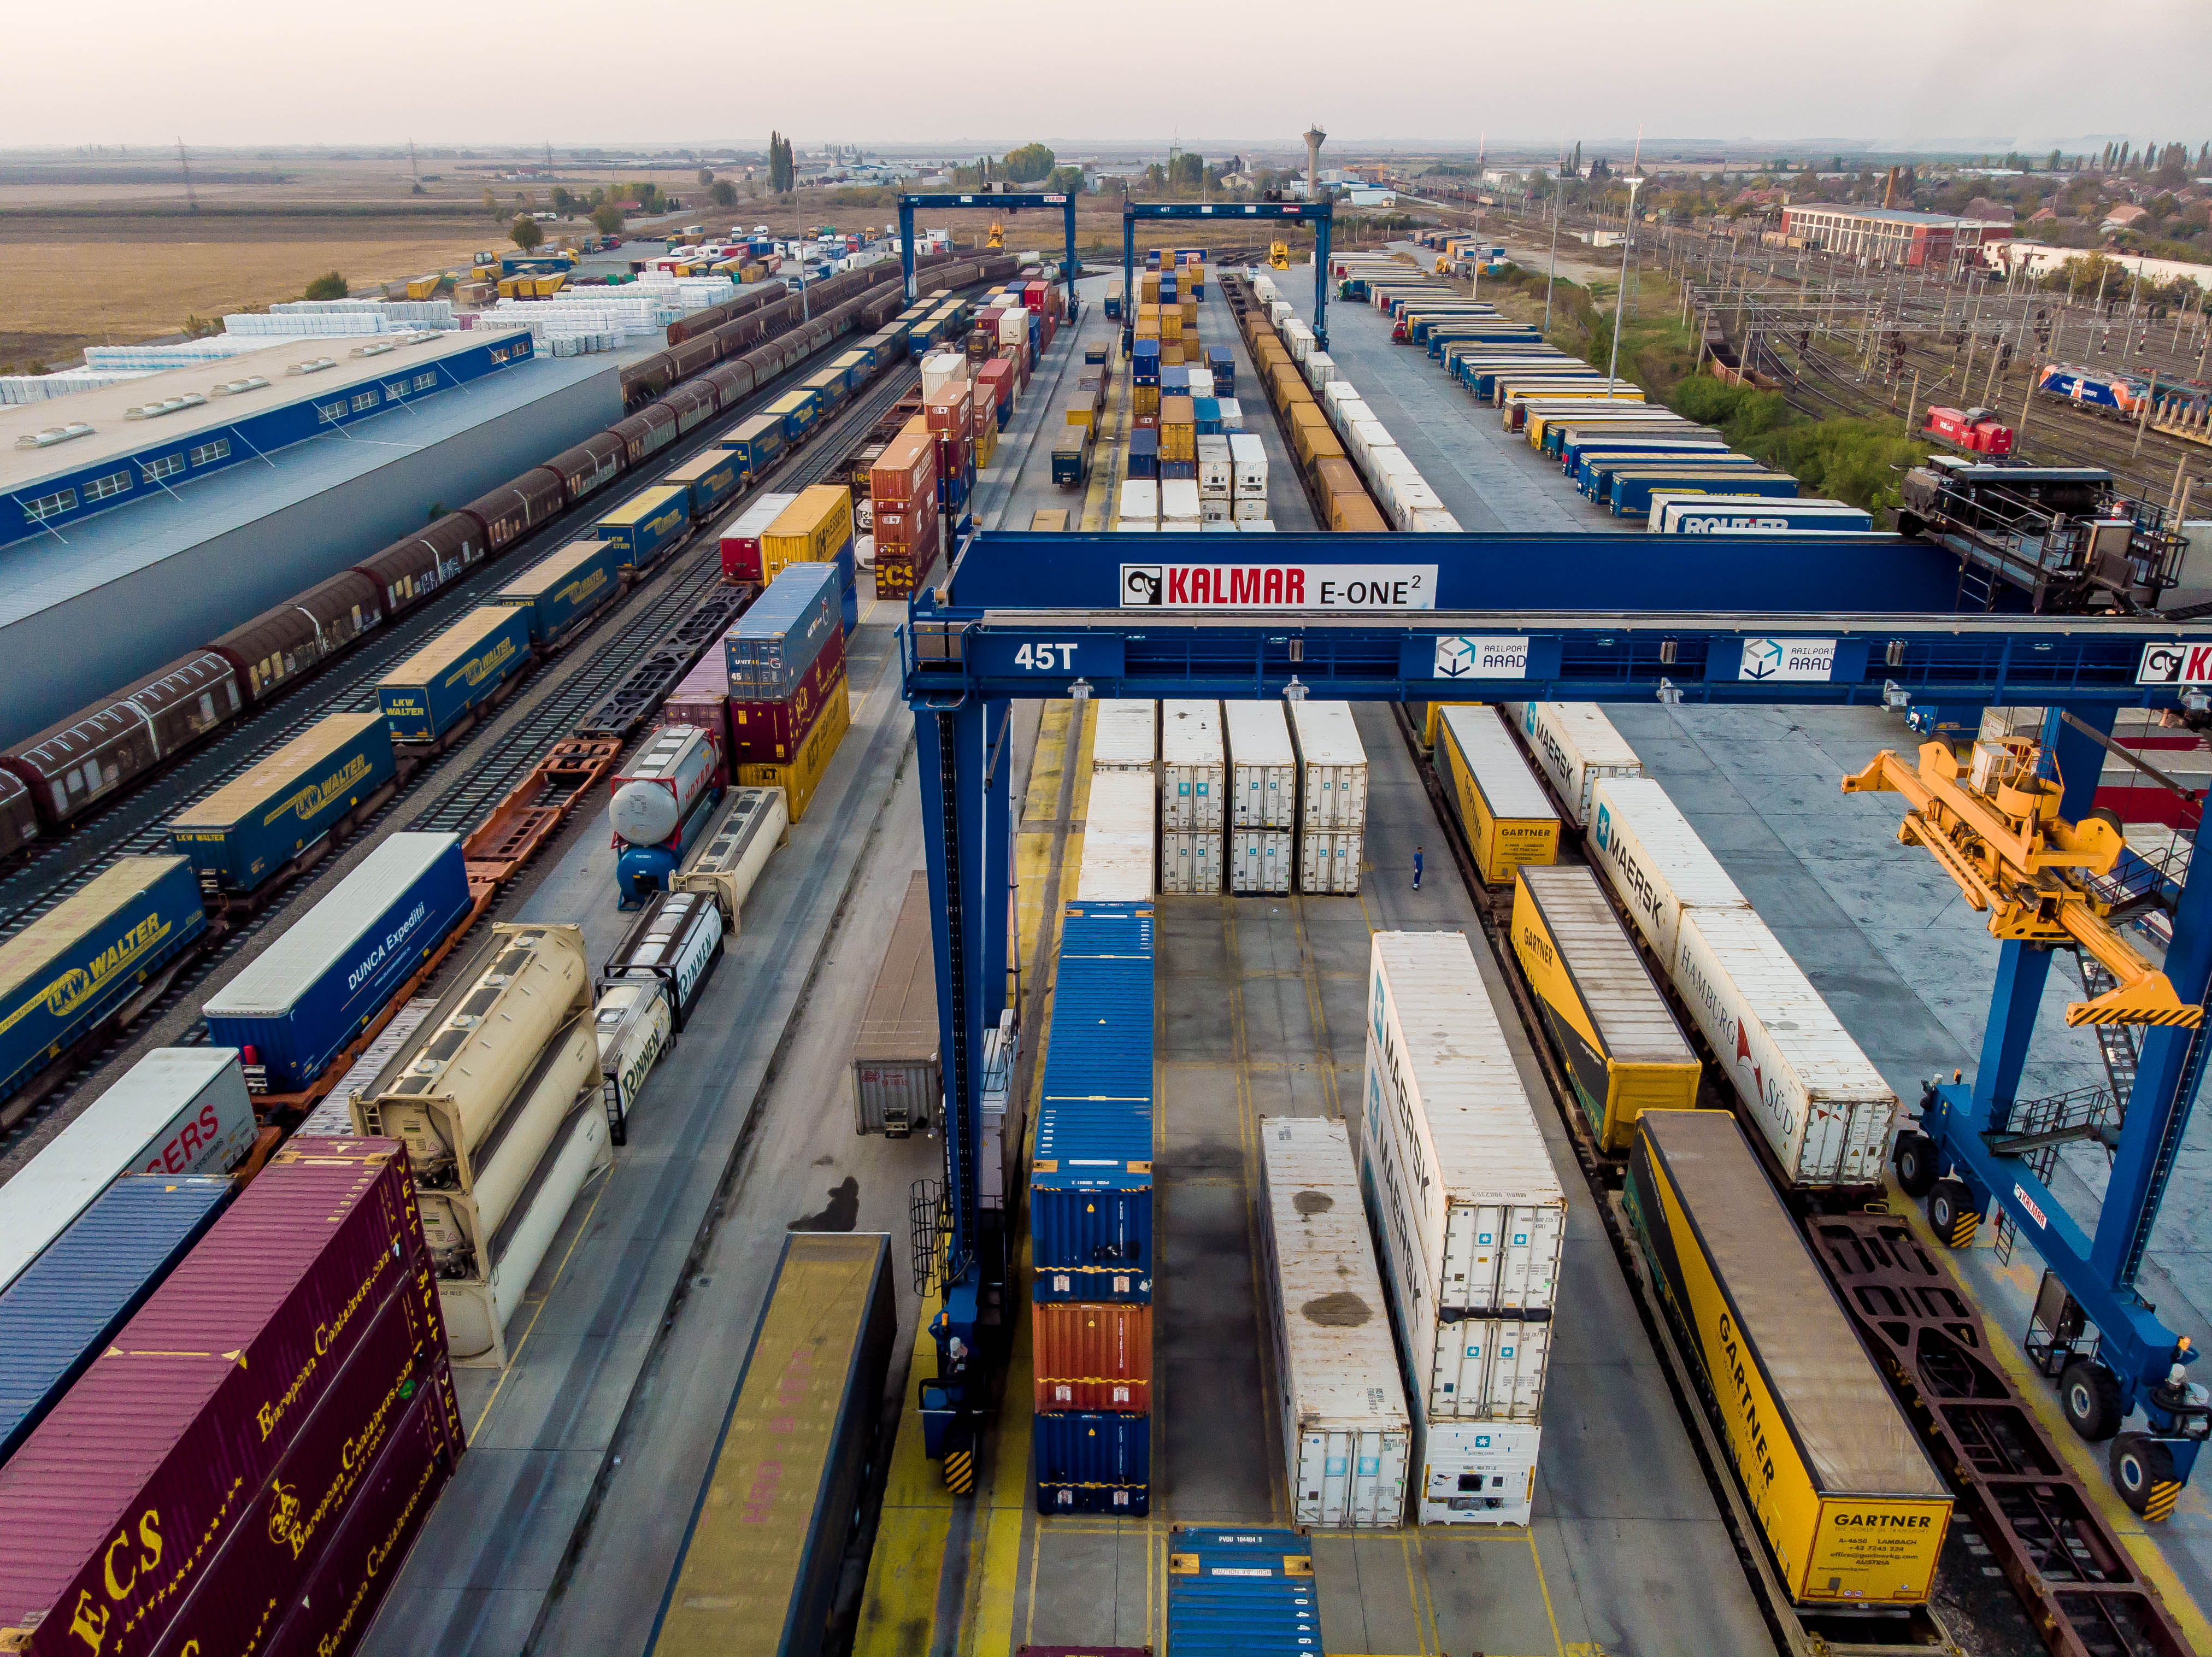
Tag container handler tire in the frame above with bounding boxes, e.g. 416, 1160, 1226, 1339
1928, 1179, 1978, 1247
2110, 1434, 2180, 1518
1895, 1131, 1940, 1198
2061, 1359, 2124, 1442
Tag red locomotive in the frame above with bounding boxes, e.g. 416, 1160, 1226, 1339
1922, 404, 2016, 457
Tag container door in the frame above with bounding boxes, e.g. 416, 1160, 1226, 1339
1428, 1318, 1488, 1418
1487, 1321, 1551, 1419
1842, 1096, 1893, 1186
1360, 1429, 1410, 1526
1495, 1203, 1564, 1313
1338, 763, 1367, 826
1195, 834, 1220, 893
1440, 1203, 1498, 1312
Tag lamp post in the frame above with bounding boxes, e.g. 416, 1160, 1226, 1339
1543, 149, 1565, 334
1605, 173, 1645, 394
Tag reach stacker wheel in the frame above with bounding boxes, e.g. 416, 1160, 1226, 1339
2061, 1359, 2124, 1442
2110, 1434, 2181, 1519
1927, 1178, 1979, 1248
1894, 1130, 1939, 1198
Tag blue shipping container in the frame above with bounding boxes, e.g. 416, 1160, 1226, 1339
1168, 1527, 1321, 1657
1034, 1412, 1150, 1515
169, 712, 395, 893
201, 832, 472, 1092
1576, 447, 1739, 498
0, 1174, 231, 1466
595, 484, 693, 571
802, 367, 850, 410
0, 856, 206, 1104
378, 604, 531, 742
1127, 428, 1160, 480
1161, 367, 1190, 396
725, 563, 841, 701
720, 413, 786, 480
491, 538, 623, 645
664, 449, 746, 521
1612, 467, 1795, 518
840, 585, 860, 636
763, 388, 819, 442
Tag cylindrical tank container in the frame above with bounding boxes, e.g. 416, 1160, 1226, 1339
604, 887, 725, 1030
596, 979, 675, 1142
610, 726, 719, 849
350, 924, 592, 1189
672, 786, 790, 925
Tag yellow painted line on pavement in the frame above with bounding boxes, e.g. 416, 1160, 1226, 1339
855, 1272, 951, 1657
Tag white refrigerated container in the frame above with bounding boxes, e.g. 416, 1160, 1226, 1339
1299, 830, 1362, 894
1415, 1420, 1540, 1526
1287, 701, 1368, 830
1513, 703, 1643, 827
1230, 829, 1293, 894
1161, 700, 1224, 830
1161, 479, 1203, 527
1076, 771, 1156, 902
1117, 479, 1158, 526
1091, 699, 1158, 773
1586, 774, 1750, 977
1259, 1117, 1411, 1528
1161, 831, 1223, 894
1197, 436, 1233, 498
1226, 700, 1296, 828
1230, 431, 1268, 498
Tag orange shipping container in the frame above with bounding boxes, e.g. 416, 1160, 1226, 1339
760, 485, 855, 583
1033, 1302, 1152, 1413
1332, 491, 1390, 533
925, 386, 973, 435
870, 430, 937, 504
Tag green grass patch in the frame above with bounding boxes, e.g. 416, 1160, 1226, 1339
1665, 374, 1931, 513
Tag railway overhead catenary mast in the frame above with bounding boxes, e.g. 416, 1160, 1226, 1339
899, 190, 1079, 314
1122, 197, 1334, 350
898, 527, 2212, 1515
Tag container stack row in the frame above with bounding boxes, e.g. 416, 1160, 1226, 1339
868, 417, 940, 598
1030, 903, 1156, 1515
720, 561, 854, 821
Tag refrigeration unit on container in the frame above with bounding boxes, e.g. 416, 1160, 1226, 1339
1436, 704, 1561, 885
1510, 702, 1643, 827
376, 604, 531, 743
611, 724, 725, 906
1160, 700, 1223, 830
1225, 700, 1296, 828
604, 887, 726, 1032
1627, 1110, 1952, 1604
1077, 771, 1157, 902
1167, 1527, 1320, 1657
202, 832, 473, 1095
1586, 774, 1751, 978
1032, 1302, 1152, 1413
1091, 698, 1158, 772
1259, 1117, 1410, 1527
167, 711, 396, 894
1416, 1421, 1542, 1526
1287, 701, 1367, 830
852, 871, 939, 1136
1510, 866, 1699, 1153
673, 785, 789, 925
489, 537, 623, 646
1673, 906, 1898, 1189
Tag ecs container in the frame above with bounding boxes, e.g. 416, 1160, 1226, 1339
1032, 1302, 1152, 1413
1586, 775, 1750, 978
1626, 1110, 1951, 1604
202, 832, 473, 1094
168, 712, 395, 894
1091, 700, 1158, 772
851, 871, 939, 1136
720, 491, 801, 584
1287, 701, 1367, 831
376, 604, 531, 742
1076, 771, 1156, 902
1509, 702, 1642, 826
1436, 704, 1560, 884
490, 538, 623, 645
1510, 866, 1700, 1154
1225, 700, 1295, 828
1259, 1117, 1411, 1527
1160, 700, 1223, 831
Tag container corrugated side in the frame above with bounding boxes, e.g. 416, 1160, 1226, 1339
1515, 703, 1642, 826
1225, 700, 1295, 827
0, 1138, 433, 1657
168, 712, 396, 892
1090, 700, 1158, 771
1287, 701, 1367, 828
1033, 1412, 1150, 1514
1437, 705, 1558, 885
1167, 1527, 1320, 1656
851, 871, 940, 1134
376, 604, 530, 742
1160, 700, 1224, 831
0, 1175, 231, 1467
1076, 771, 1155, 903
1673, 907, 1897, 1188
1259, 1118, 1410, 1527
1033, 1303, 1151, 1413
1587, 775, 1749, 977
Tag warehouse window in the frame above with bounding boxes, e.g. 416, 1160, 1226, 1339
385, 380, 411, 401
188, 438, 231, 467
83, 470, 132, 502
317, 399, 346, 423
414, 372, 437, 391
350, 390, 379, 413
23, 487, 77, 521
141, 453, 185, 484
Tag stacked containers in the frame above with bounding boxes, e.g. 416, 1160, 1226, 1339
1226, 700, 1295, 894
760, 485, 858, 634
925, 381, 975, 512
1117, 478, 1158, 529
1160, 395, 1197, 478
1160, 700, 1224, 894
870, 418, 940, 598
1031, 904, 1155, 1514
1079, 773, 1156, 903
1197, 434, 1233, 521
0, 1138, 463, 1657
724, 564, 850, 821
1231, 431, 1269, 522
1362, 931, 1564, 1525
1168, 1527, 1321, 1655
1507, 702, 1643, 826
1287, 701, 1367, 894
662, 654, 733, 760
719, 490, 799, 584
1160, 479, 1202, 531
1260, 1117, 1411, 1526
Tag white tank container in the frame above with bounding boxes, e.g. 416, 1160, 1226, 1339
1511, 704, 1642, 826
1259, 1117, 1412, 1528
1226, 701, 1296, 828
672, 785, 790, 928
1161, 831, 1223, 894
1415, 1420, 1540, 1526
596, 978, 674, 1127
1229, 830, 1293, 894
1287, 701, 1368, 830
1161, 700, 1224, 830
1586, 775, 1751, 977
1078, 771, 1156, 902
1091, 699, 1158, 773
1674, 907, 1898, 1188
1300, 831, 1362, 894
610, 725, 718, 850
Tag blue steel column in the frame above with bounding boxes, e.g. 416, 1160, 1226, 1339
1064, 198, 1079, 314
899, 197, 917, 304
1314, 203, 1332, 350
1122, 197, 1136, 356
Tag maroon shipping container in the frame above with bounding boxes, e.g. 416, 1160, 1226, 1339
142, 1286, 450, 1657
729, 642, 847, 766
0, 1139, 431, 1657
662, 656, 731, 762
261, 1378, 460, 1657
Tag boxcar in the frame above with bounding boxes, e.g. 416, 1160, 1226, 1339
462, 467, 568, 554
211, 571, 384, 702
2, 652, 242, 827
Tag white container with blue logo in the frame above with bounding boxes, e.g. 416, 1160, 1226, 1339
202, 832, 473, 1092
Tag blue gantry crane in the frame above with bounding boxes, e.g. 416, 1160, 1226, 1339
1120, 197, 1334, 350
897, 189, 1079, 316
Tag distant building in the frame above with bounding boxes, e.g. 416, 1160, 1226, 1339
1776, 203, 2007, 267
2103, 203, 2151, 230
1986, 240, 2212, 292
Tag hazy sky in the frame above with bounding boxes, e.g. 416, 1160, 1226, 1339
6, 0, 2208, 152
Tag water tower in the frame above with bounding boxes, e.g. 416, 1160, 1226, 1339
1304, 125, 1326, 198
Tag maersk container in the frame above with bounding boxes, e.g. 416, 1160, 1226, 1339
376, 604, 531, 742
0, 1138, 433, 1657
168, 712, 396, 892
595, 484, 693, 571
1076, 771, 1156, 902
1033, 1411, 1150, 1514
1674, 906, 1898, 1188
203, 832, 471, 1094
1587, 775, 1751, 978
1167, 1527, 1321, 1656
490, 537, 622, 645
1230, 828, 1293, 895
1226, 700, 1295, 828
0, 1174, 231, 1466
1509, 702, 1643, 827
0, 855, 205, 1107
1436, 704, 1559, 885
1161, 699, 1223, 830
1091, 698, 1158, 772
1259, 1117, 1411, 1527
0, 1047, 255, 1296
1415, 1420, 1542, 1526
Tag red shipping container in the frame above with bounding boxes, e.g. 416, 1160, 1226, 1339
719, 490, 799, 585
976, 358, 1014, 410
874, 500, 940, 550
932, 432, 969, 478
140, 1289, 452, 1657
728, 639, 847, 765
260, 1382, 460, 1657
662, 656, 732, 766
970, 396, 992, 439
869, 429, 937, 504
1033, 1302, 1152, 1413
0, 1139, 431, 1657
1023, 280, 1047, 312
925, 387, 973, 436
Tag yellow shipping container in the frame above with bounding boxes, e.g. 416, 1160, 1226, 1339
1064, 402, 1095, 430
760, 485, 855, 584
1135, 320, 1161, 340
1140, 272, 1161, 303
1031, 509, 1069, 531
1180, 298, 1197, 326
738, 678, 853, 822
1160, 310, 1183, 340
1133, 385, 1161, 418
973, 421, 998, 468
1437, 703, 1561, 884
1161, 344, 1184, 366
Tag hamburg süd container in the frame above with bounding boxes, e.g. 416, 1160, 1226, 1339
1286, 701, 1366, 831
851, 871, 940, 1136
1673, 906, 1898, 1189
724, 562, 841, 702
594, 484, 693, 571
1160, 700, 1223, 830
1436, 704, 1560, 885
1508, 702, 1643, 826
0, 1138, 440, 1657
1091, 699, 1158, 772
1225, 700, 1295, 828
202, 832, 473, 1094
376, 604, 531, 743
1033, 1411, 1151, 1514
1510, 866, 1699, 1154
1627, 1110, 1951, 1603
1259, 1117, 1411, 1527
673, 785, 789, 925
490, 537, 623, 645
168, 712, 395, 892
0, 1174, 231, 1467
0, 1045, 254, 1296
720, 490, 799, 584
1076, 771, 1157, 903
1167, 1527, 1320, 1656
605, 887, 725, 1031
0, 855, 206, 1104
1586, 774, 1750, 978
1032, 1302, 1152, 1413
